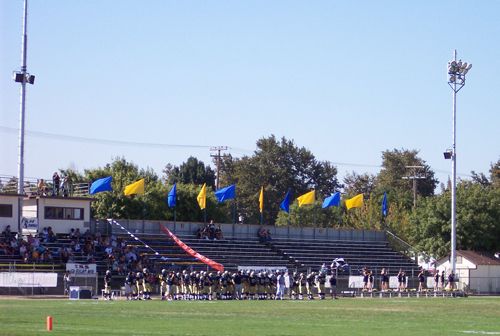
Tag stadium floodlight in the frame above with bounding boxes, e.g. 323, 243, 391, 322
447, 50, 471, 275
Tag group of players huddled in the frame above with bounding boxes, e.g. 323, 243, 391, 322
103, 268, 339, 301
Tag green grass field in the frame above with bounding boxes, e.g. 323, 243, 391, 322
0, 297, 499, 336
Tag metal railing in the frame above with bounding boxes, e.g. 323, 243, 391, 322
0, 174, 90, 198
385, 230, 417, 262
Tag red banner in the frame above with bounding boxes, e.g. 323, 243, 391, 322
160, 225, 224, 272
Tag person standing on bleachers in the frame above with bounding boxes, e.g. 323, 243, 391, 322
52, 172, 60, 196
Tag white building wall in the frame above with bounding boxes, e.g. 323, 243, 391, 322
0, 195, 19, 232
35, 198, 91, 234
436, 256, 500, 293
470, 265, 500, 293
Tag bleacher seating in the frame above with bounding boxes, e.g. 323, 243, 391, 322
117, 233, 419, 275
269, 237, 420, 275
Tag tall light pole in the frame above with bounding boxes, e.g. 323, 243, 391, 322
446, 50, 471, 274
13, 0, 35, 232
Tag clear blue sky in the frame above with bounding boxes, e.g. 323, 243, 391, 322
1, 0, 499, 187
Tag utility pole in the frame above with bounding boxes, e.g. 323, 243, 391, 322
210, 146, 228, 189
402, 165, 425, 209
446, 50, 471, 275
13, 0, 35, 232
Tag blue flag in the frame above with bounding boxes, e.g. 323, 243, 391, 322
215, 184, 236, 203
382, 192, 388, 217
167, 184, 177, 208
89, 176, 112, 195
280, 190, 291, 213
322, 192, 341, 209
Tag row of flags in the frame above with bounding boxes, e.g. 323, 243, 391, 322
90, 176, 389, 216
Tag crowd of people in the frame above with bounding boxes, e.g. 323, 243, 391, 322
0, 225, 55, 263
196, 221, 223, 240
36, 172, 71, 197
257, 227, 272, 243
360, 267, 457, 293
113, 268, 338, 301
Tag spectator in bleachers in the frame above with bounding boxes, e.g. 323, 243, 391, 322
52, 172, 61, 196
215, 225, 224, 240
18, 241, 26, 256
69, 228, 76, 239
196, 221, 221, 240
258, 227, 272, 243
37, 179, 48, 196
74, 228, 81, 241
2, 225, 12, 240
60, 174, 70, 197
47, 227, 57, 243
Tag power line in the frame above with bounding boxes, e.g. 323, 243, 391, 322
0, 125, 476, 177
0, 125, 212, 150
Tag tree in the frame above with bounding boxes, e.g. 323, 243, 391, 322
221, 135, 341, 225
163, 183, 228, 223
343, 172, 377, 196
490, 159, 500, 188
377, 148, 438, 209
408, 180, 500, 258
85, 157, 164, 220
163, 157, 216, 189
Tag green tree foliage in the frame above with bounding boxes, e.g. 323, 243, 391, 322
409, 180, 500, 258
221, 135, 341, 225
84, 157, 165, 220
377, 148, 438, 209
275, 201, 343, 228
490, 159, 500, 188
163, 183, 227, 223
163, 157, 216, 188
343, 172, 377, 196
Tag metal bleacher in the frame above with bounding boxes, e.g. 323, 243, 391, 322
269, 237, 420, 275
119, 232, 419, 275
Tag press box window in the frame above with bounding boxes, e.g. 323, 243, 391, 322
0, 204, 13, 217
45, 207, 84, 220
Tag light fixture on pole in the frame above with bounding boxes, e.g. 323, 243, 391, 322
13, 0, 35, 232
446, 50, 471, 275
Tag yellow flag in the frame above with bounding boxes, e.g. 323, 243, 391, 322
297, 190, 315, 207
346, 193, 364, 210
124, 178, 145, 196
197, 183, 207, 210
259, 186, 264, 213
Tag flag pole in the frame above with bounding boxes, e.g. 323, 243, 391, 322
260, 212, 263, 225
233, 200, 236, 224
203, 208, 207, 224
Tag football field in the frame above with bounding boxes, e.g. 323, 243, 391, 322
0, 297, 499, 336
